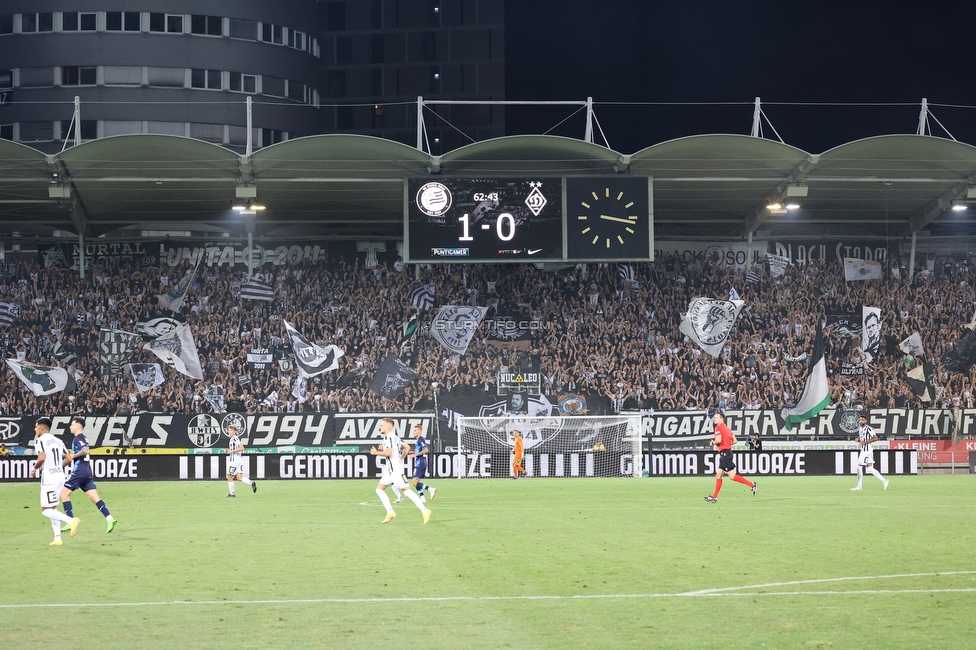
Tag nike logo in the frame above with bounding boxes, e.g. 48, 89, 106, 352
528, 249, 542, 255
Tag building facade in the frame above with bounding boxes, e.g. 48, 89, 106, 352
0, 0, 504, 154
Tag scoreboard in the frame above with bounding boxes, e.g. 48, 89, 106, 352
404, 177, 653, 263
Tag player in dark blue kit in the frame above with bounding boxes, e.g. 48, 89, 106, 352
61, 416, 117, 533
408, 424, 437, 502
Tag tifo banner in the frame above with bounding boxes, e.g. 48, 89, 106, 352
160, 242, 329, 267
0, 409, 967, 450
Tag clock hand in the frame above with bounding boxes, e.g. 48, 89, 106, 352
600, 215, 637, 224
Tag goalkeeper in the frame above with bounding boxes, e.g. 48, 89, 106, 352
512, 429, 526, 479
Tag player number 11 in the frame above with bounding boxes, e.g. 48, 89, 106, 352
458, 213, 516, 242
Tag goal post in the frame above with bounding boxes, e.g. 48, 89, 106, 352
456, 414, 644, 479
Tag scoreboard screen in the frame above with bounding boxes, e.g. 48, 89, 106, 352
405, 178, 563, 263
404, 176, 653, 263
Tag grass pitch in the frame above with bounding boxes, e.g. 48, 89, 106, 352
2, 475, 975, 649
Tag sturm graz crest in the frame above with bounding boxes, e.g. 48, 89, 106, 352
839, 409, 861, 434
187, 414, 221, 447
686, 299, 737, 345
222, 413, 247, 438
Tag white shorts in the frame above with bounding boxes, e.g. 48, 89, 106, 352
380, 468, 409, 490
227, 462, 248, 477
40, 481, 64, 508
857, 450, 875, 467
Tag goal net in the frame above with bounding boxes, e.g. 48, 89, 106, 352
456, 414, 644, 479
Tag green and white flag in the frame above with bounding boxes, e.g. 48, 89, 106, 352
781, 319, 831, 430
5, 359, 76, 397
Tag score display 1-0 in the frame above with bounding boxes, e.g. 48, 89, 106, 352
406, 178, 564, 262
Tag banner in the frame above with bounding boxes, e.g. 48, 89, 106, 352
98, 328, 141, 383
367, 354, 419, 399
840, 361, 864, 376
37, 242, 158, 269
284, 320, 343, 378
862, 306, 882, 364
430, 306, 489, 355
126, 363, 164, 393
146, 324, 203, 380
825, 311, 862, 337
845, 257, 883, 281
4, 360, 76, 398
137, 311, 186, 340
485, 316, 536, 348
246, 349, 274, 369
679, 298, 744, 357
160, 242, 328, 267
943, 328, 976, 373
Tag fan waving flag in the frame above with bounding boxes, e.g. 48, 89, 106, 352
125, 363, 165, 393
781, 319, 831, 431
0, 301, 20, 327
146, 324, 204, 380
368, 353, 419, 399
98, 327, 141, 383
157, 263, 199, 311
411, 283, 436, 311
241, 276, 275, 301
678, 298, 745, 358
430, 305, 488, 356
284, 320, 344, 378
6, 359, 76, 397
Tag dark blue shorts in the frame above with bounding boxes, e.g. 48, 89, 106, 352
414, 460, 427, 480
64, 474, 97, 493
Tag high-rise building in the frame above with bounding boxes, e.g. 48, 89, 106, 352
0, 0, 504, 154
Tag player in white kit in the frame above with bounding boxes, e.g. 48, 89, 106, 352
370, 418, 430, 524
29, 417, 79, 545
226, 424, 257, 497
852, 413, 889, 491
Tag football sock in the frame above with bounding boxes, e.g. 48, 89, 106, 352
63, 500, 73, 517
732, 475, 753, 488
416, 482, 429, 493
391, 485, 403, 500
403, 489, 426, 512
712, 478, 723, 499
868, 467, 885, 483
856, 468, 864, 488
376, 488, 393, 513
50, 518, 62, 539
239, 475, 251, 485
95, 500, 111, 518
228, 481, 235, 496
43, 509, 72, 524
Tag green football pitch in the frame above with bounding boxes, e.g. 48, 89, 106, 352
2, 476, 975, 649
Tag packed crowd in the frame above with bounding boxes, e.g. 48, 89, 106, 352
0, 247, 972, 416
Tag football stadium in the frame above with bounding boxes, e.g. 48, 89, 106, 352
2, 3, 976, 648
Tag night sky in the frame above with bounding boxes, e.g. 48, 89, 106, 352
504, 1, 976, 154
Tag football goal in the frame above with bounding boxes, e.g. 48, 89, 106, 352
456, 414, 644, 478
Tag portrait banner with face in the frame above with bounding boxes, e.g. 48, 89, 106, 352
679, 298, 745, 358
862, 306, 882, 364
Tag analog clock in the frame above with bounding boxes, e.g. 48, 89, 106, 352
566, 177, 651, 261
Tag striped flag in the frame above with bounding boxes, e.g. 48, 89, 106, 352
746, 270, 761, 284
0, 302, 20, 327
618, 264, 640, 289
781, 318, 831, 430
410, 283, 435, 311
241, 276, 275, 301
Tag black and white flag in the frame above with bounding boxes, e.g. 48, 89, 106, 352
618, 264, 640, 289
0, 302, 19, 327
157, 264, 199, 311
862, 306, 882, 364
261, 390, 279, 407
728, 287, 740, 301
430, 305, 488, 356
284, 320, 344, 378
767, 253, 789, 277
898, 332, 924, 357
246, 348, 274, 369
125, 363, 165, 393
679, 298, 745, 357
204, 384, 226, 412
5, 359, 76, 397
52, 336, 79, 366
137, 311, 186, 340
745, 269, 761, 284
943, 328, 976, 374
411, 283, 436, 311
368, 354, 419, 399
240, 276, 275, 301
905, 362, 936, 402
98, 328, 141, 383
825, 310, 862, 337
291, 376, 308, 404
146, 324, 204, 380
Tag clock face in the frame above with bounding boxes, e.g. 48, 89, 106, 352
566, 177, 651, 261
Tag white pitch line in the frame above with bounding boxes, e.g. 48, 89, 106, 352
2, 572, 975, 609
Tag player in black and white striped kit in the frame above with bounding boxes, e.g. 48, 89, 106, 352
852, 413, 888, 491
226, 424, 257, 497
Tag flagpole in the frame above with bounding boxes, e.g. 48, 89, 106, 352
431, 381, 441, 452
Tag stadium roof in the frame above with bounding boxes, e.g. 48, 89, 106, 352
2, 132, 976, 242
